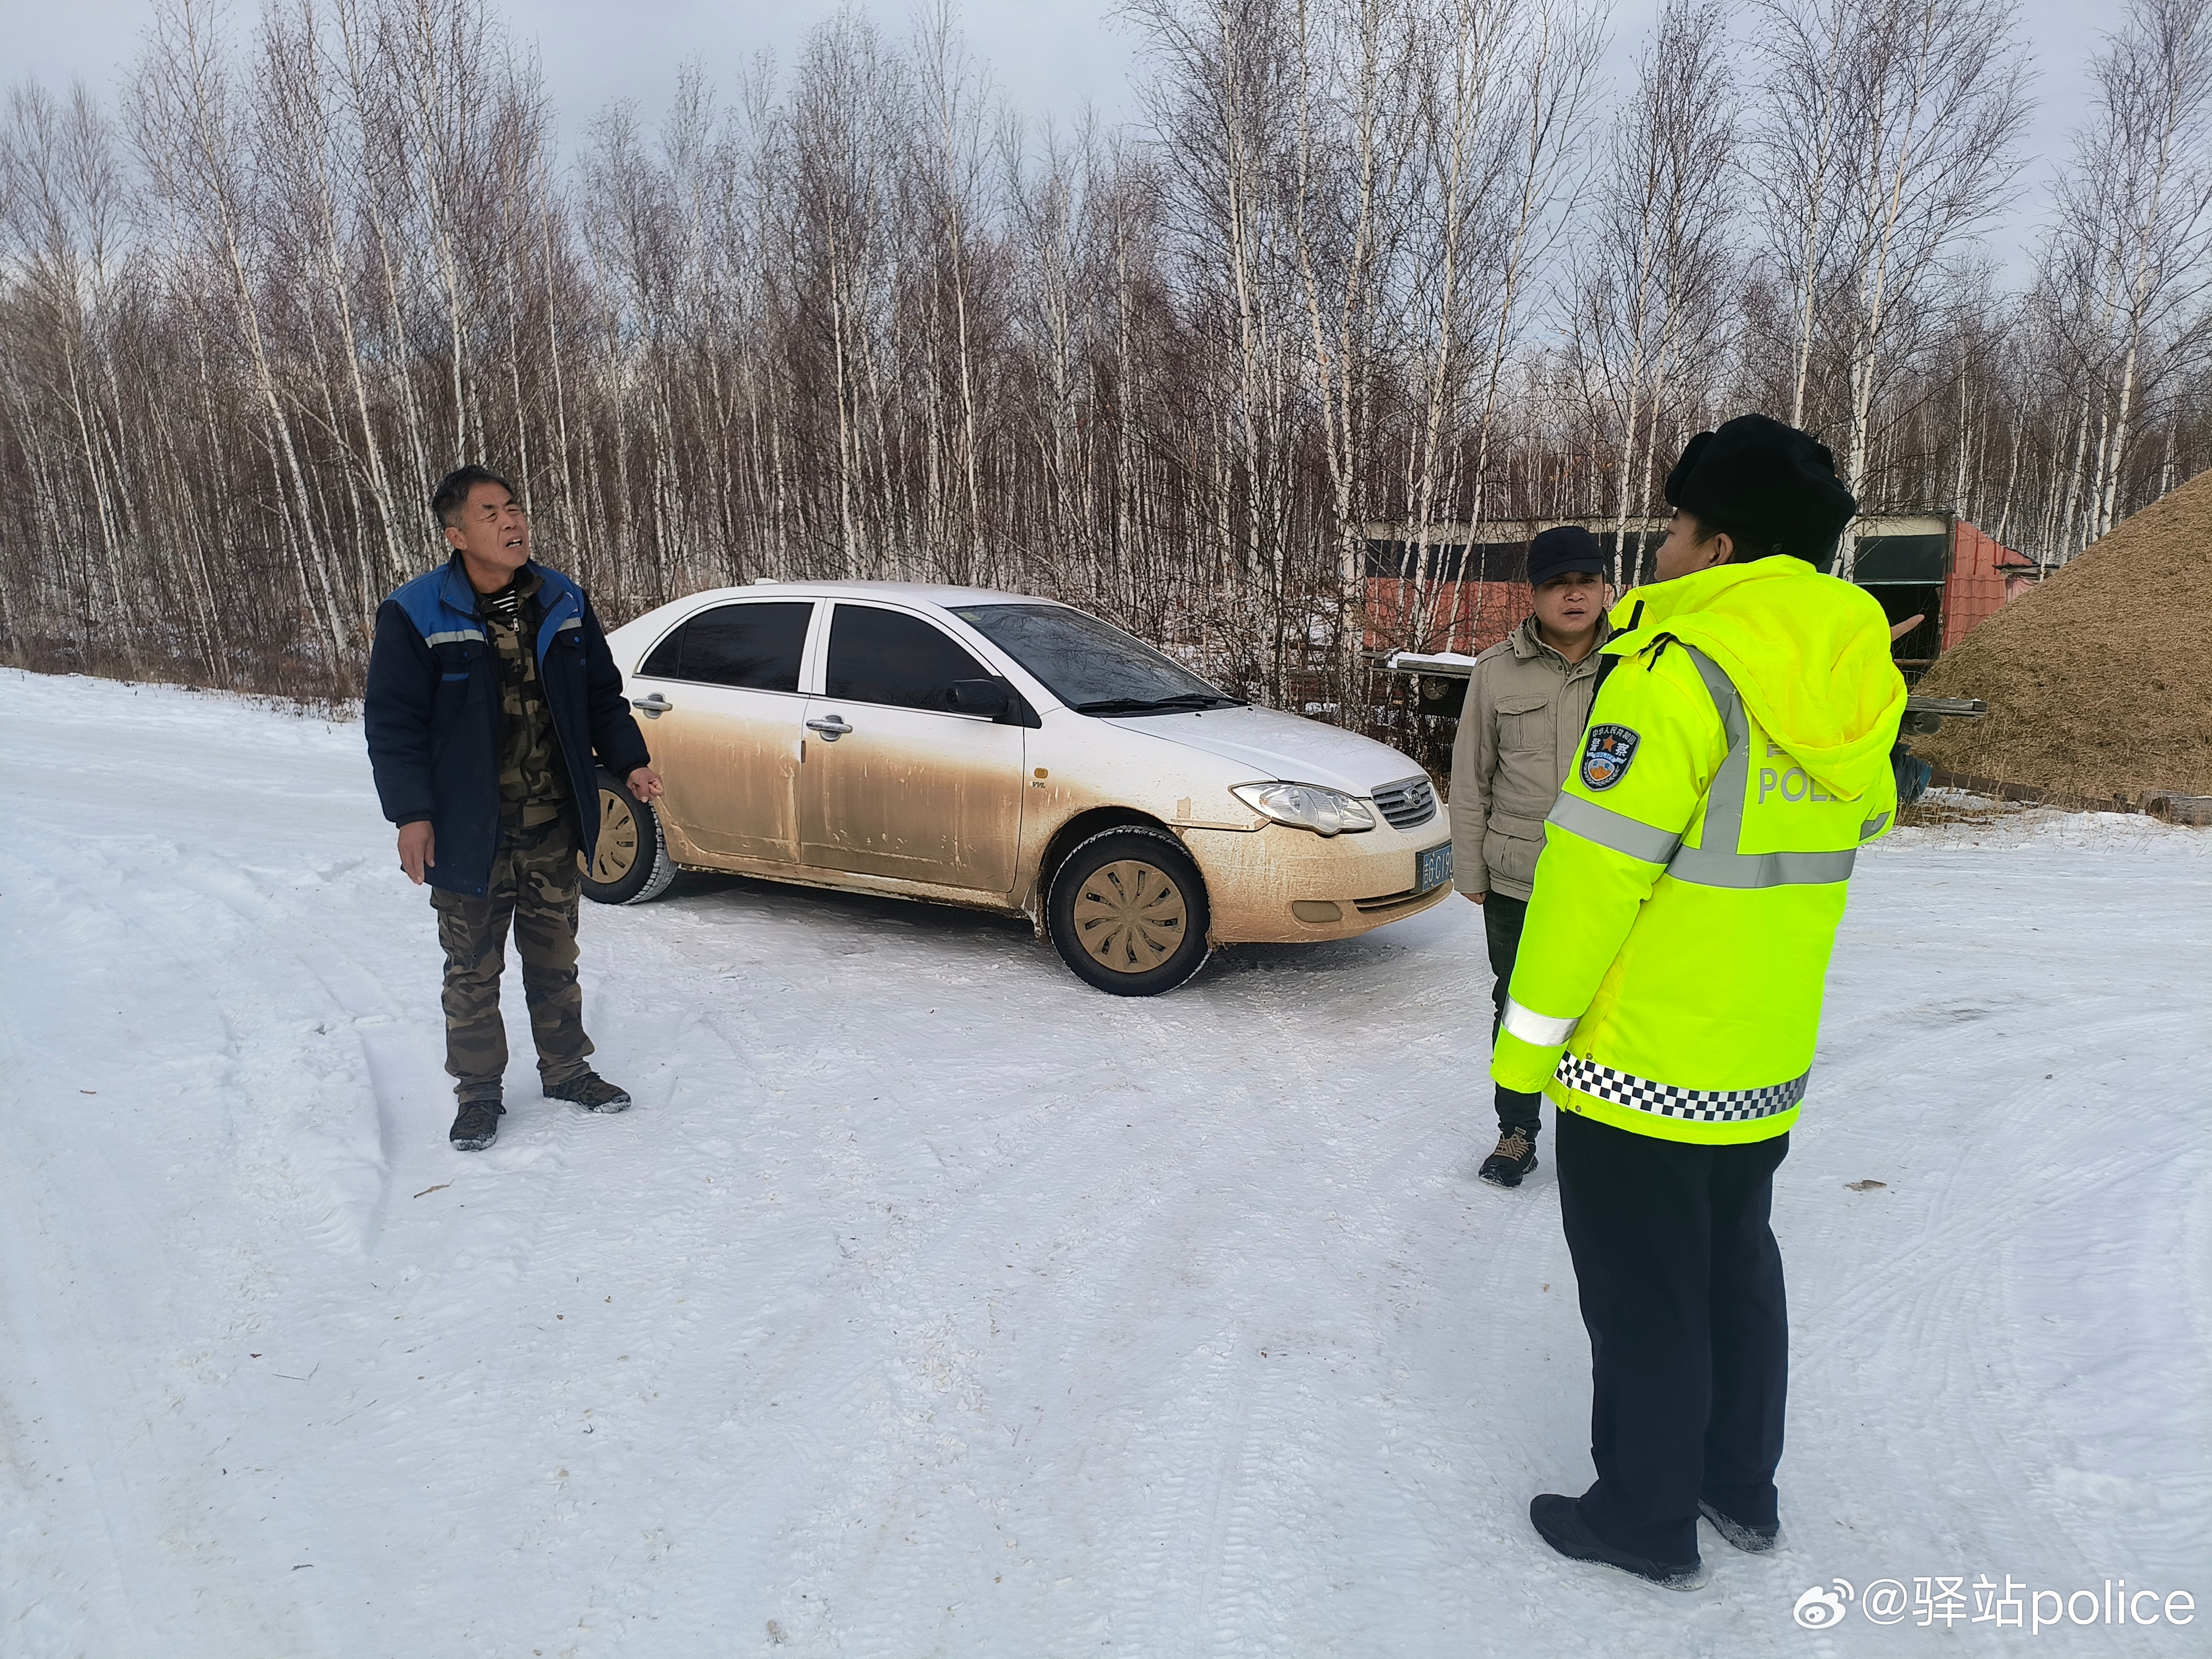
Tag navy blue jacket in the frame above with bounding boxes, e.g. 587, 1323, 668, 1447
364, 555, 650, 898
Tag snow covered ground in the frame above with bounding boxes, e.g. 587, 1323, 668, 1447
2, 667, 2207, 1659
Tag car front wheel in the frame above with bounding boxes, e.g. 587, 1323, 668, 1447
579, 766, 677, 905
1047, 826, 1210, 995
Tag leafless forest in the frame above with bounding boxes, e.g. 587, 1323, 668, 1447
3, 0, 2209, 710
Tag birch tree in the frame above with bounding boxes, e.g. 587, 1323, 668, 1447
4, 0, 2210, 711
1831, 0, 2028, 542
2045, 0, 2212, 550
1570, 0, 1736, 586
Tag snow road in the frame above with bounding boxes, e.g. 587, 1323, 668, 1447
2, 667, 2207, 1659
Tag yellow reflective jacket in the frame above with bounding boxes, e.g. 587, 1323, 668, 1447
1489, 557, 1906, 1144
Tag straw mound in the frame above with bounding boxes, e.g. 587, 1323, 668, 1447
1912, 467, 2212, 801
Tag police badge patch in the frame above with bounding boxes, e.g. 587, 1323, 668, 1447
1581, 723, 1640, 790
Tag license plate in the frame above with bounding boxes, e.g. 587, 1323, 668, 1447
1416, 841, 1453, 895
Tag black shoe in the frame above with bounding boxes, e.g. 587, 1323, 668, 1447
543, 1071, 632, 1113
1699, 1499, 1780, 1553
450, 1098, 503, 1151
1479, 1129, 1538, 1188
1529, 1494, 1705, 1590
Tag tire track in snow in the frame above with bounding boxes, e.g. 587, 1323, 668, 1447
10, 673, 2209, 1658
633, 933, 1293, 1653
1789, 854, 2212, 1601
0, 845, 307, 1657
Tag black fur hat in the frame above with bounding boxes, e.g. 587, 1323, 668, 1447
1663, 414, 1857, 568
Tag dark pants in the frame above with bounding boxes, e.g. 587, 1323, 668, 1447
430, 816, 594, 1104
1481, 893, 1543, 1137
1555, 1108, 1790, 1565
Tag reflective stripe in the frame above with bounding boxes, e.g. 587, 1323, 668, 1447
1502, 996, 1578, 1046
1558, 1052, 1807, 1123
1666, 844, 1857, 887
553, 615, 582, 633
1662, 644, 1856, 888
1548, 791, 1682, 864
1683, 646, 1749, 855
424, 628, 485, 647
1859, 811, 1891, 841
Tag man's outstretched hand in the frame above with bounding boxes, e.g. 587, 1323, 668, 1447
398, 820, 435, 885
627, 765, 665, 804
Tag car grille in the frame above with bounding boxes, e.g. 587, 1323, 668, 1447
1371, 775, 1437, 831
1353, 885, 1432, 914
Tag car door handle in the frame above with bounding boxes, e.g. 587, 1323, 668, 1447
806, 714, 852, 741
631, 693, 672, 717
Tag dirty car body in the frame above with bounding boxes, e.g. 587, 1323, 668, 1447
597, 582, 1453, 990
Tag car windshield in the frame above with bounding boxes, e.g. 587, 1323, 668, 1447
949, 603, 1244, 714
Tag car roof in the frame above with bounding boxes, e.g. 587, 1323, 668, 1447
678, 580, 1067, 609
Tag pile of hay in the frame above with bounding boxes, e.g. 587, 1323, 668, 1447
1911, 466, 2212, 802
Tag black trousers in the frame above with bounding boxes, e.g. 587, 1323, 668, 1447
1555, 1108, 1790, 1565
1481, 893, 1543, 1137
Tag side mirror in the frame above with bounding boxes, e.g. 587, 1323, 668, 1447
948, 677, 1014, 718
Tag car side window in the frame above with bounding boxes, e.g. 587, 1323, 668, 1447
639, 601, 812, 692
824, 605, 990, 713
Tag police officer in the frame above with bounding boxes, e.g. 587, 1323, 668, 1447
365, 466, 663, 1152
1490, 416, 1905, 1588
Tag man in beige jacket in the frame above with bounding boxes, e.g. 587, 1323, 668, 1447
1449, 526, 1613, 1186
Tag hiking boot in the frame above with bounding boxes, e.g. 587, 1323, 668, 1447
450, 1098, 503, 1151
1479, 1128, 1538, 1188
1529, 1494, 1705, 1590
543, 1071, 632, 1113
1699, 1500, 1781, 1554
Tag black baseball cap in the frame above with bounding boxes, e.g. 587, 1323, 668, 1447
1525, 525, 1607, 587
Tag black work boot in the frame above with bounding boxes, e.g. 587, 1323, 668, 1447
543, 1071, 632, 1113
450, 1097, 503, 1151
1699, 1499, 1781, 1553
1479, 1128, 1538, 1188
1530, 1494, 1704, 1590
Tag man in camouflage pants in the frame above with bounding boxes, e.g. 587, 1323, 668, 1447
365, 465, 664, 1151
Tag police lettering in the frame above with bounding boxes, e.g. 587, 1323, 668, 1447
1758, 765, 1834, 804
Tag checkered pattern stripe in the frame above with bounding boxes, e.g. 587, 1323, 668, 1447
1557, 1054, 1807, 1122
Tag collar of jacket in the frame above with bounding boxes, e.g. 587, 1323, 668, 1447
427, 553, 583, 664
1508, 609, 1612, 665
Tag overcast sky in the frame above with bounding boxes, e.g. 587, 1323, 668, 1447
0, 0, 2111, 277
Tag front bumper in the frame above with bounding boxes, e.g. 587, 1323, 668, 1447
1184, 820, 1456, 944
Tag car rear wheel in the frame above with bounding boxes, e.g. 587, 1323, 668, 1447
579, 766, 676, 905
1047, 826, 1210, 995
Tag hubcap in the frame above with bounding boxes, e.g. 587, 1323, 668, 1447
1072, 859, 1187, 973
587, 788, 640, 884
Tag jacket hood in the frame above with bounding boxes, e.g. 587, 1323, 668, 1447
1604, 557, 1904, 797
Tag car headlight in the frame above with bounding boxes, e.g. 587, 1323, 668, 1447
1230, 781, 1376, 836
